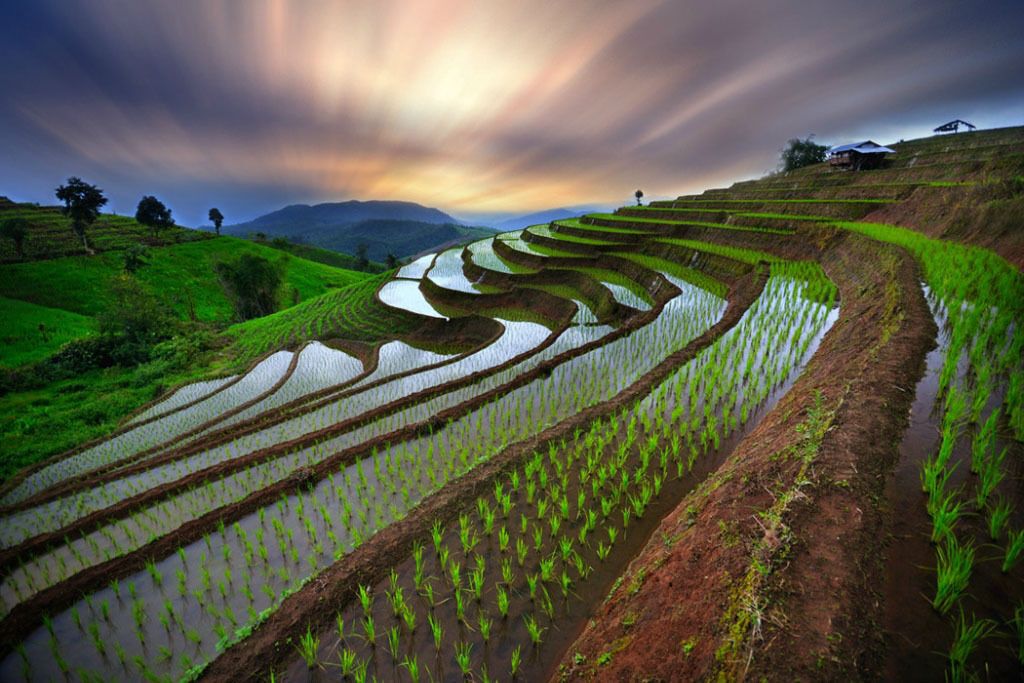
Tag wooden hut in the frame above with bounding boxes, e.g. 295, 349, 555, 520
828, 140, 895, 170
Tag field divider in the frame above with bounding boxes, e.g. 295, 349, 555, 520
0, 318, 506, 515
0, 348, 301, 509
0, 258, 702, 651
0, 314, 539, 575
0, 347, 288, 504
196, 264, 767, 682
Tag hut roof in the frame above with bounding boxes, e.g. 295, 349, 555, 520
828, 141, 896, 155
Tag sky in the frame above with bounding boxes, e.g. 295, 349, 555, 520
0, 0, 1022, 227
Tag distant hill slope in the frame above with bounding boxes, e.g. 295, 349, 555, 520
0, 202, 373, 366
226, 199, 494, 261
489, 206, 607, 232
251, 237, 388, 273
311, 219, 495, 261
0, 197, 213, 263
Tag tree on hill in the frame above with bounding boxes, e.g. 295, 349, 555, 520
780, 136, 828, 171
635, 189, 644, 206
123, 243, 149, 274
208, 207, 224, 235
214, 253, 284, 321
135, 196, 175, 236
385, 253, 399, 270
355, 242, 369, 270
55, 177, 108, 250
0, 217, 28, 259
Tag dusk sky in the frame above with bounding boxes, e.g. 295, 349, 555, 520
1, 0, 1022, 227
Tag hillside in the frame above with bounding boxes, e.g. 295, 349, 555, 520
226, 199, 495, 261
0, 128, 1021, 683
0, 201, 373, 367
0, 197, 213, 263
249, 236, 388, 273
309, 218, 495, 261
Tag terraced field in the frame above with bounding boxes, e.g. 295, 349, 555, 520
1, 128, 1022, 682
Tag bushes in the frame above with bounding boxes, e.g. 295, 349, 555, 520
214, 253, 285, 321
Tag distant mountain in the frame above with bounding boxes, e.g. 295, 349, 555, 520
225, 200, 493, 261
469, 205, 610, 233
311, 219, 494, 262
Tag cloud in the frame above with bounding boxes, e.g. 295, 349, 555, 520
0, 0, 1021, 224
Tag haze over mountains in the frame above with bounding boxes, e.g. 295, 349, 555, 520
224, 199, 607, 261
224, 200, 490, 261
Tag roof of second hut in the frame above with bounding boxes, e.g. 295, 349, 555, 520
829, 140, 896, 154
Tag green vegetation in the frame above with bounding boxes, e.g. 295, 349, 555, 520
255, 236, 387, 273
780, 136, 828, 171
0, 297, 96, 368
0, 197, 212, 262
226, 273, 412, 362
0, 237, 366, 322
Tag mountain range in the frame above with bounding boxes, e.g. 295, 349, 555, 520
225, 200, 494, 262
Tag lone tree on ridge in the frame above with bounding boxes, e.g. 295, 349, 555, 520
208, 207, 224, 235
135, 196, 175, 236
635, 189, 644, 206
55, 176, 108, 250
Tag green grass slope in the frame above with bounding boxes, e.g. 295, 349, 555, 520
0, 197, 212, 262
226, 272, 416, 362
0, 297, 97, 368
0, 237, 368, 322
253, 237, 388, 273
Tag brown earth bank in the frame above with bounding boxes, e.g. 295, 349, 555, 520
197, 268, 767, 683
555, 233, 934, 681
0, 258, 692, 655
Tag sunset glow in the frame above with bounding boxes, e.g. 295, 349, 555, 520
1, 0, 1022, 223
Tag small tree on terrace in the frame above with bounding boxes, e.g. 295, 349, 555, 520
55, 176, 108, 250
123, 243, 149, 274
135, 196, 175, 236
635, 189, 644, 206
0, 217, 29, 259
780, 136, 828, 171
214, 253, 284, 321
385, 252, 398, 270
208, 207, 224, 235
355, 242, 369, 270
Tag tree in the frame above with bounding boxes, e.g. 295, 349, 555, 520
135, 196, 175, 236
213, 253, 284, 321
123, 243, 149, 273
355, 242, 369, 270
385, 252, 399, 270
0, 217, 29, 259
780, 136, 827, 171
55, 177, 108, 250
635, 189, 644, 206
208, 207, 224, 235
98, 274, 174, 347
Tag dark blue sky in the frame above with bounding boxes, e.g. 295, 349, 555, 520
1, 0, 1022, 226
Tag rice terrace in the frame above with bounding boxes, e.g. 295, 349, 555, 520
0, 3, 1022, 682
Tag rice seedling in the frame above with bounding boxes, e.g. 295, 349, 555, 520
987, 498, 1012, 541
455, 641, 473, 676
524, 614, 545, 646
946, 609, 997, 683
296, 625, 320, 669
933, 536, 974, 615
1003, 528, 1024, 573
975, 446, 1007, 510
509, 644, 523, 678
